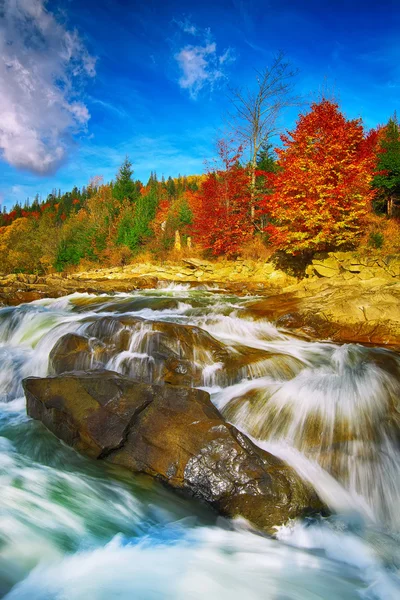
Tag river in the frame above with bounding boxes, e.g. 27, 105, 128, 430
0, 284, 399, 599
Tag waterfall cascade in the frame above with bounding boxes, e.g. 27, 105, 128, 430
1, 287, 400, 599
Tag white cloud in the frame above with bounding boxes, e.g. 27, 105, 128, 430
0, 0, 96, 175
91, 98, 128, 119
175, 17, 198, 36
219, 48, 235, 65
174, 21, 235, 99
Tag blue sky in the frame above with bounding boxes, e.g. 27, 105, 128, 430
1, 0, 399, 209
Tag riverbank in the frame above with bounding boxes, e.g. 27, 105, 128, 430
1, 252, 400, 348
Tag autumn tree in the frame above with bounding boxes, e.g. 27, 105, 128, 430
0, 219, 38, 273
0, 216, 59, 273
229, 52, 299, 221
193, 141, 253, 256
372, 115, 400, 216
263, 99, 376, 254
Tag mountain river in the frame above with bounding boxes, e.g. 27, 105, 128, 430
0, 284, 400, 599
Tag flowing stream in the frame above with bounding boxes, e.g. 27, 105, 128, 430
1, 285, 400, 599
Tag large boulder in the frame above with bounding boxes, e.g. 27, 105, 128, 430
49, 316, 286, 387
23, 371, 325, 534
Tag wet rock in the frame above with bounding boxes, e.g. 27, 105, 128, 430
96, 297, 184, 314
23, 371, 325, 533
0, 274, 160, 306
1, 291, 45, 305
50, 316, 281, 387
51, 318, 219, 384
85, 316, 139, 352
221, 343, 400, 496
151, 320, 229, 363
163, 357, 201, 386
2, 250, 399, 347
243, 294, 301, 322
49, 333, 106, 374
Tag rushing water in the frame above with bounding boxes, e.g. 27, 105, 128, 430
1, 285, 400, 599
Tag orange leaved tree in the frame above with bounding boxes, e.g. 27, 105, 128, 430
262, 99, 377, 253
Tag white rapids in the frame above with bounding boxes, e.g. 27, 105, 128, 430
0, 286, 399, 599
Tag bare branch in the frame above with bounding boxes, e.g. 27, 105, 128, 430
226, 51, 302, 220
228, 52, 301, 157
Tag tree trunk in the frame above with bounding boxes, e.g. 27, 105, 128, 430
388, 197, 393, 217
174, 230, 181, 251
250, 154, 257, 222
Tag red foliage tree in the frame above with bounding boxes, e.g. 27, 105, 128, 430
193, 141, 253, 256
262, 99, 377, 253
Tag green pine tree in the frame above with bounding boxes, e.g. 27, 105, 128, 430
178, 199, 193, 226
256, 143, 278, 173
166, 177, 176, 199
372, 115, 400, 215
113, 156, 138, 203
116, 186, 159, 252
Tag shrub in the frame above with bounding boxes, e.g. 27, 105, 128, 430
239, 236, 273, 261
368, 231, 384, 249
359, 213, 400, 254
102, 245, 133, 266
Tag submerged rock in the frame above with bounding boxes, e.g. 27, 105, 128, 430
23, 371, 325, 534
220, 343, 400, 513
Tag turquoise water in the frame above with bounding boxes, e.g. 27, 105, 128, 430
1, 287, 400, 599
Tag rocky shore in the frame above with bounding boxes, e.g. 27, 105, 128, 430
1, 251, 400, 347
245, 253, 400, 349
